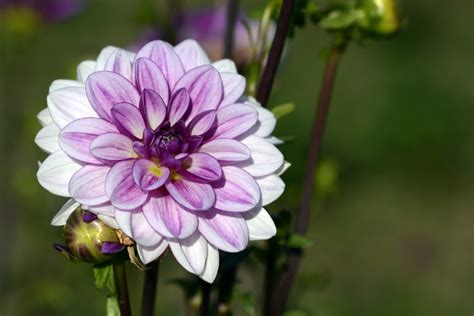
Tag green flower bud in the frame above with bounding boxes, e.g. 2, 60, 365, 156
56, 208, 124, 264
357, 0, 400, 36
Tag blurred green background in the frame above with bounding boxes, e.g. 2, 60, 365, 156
1, 0, 473, 315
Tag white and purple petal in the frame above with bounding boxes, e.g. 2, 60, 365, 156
69, 165, 110, 206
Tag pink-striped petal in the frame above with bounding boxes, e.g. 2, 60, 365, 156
90, 133, 138, 161
105, 160, 148, 210
143, 193, 198, 238
165, 177, 215, 211
183, 153, 222, 182
130, 211, 163, 246
88, 203, 115, 216
198, 210, 249, 252
104, 49, 132, 80
111, 103, 146, 139
132, 159, 170, 190
199, 139, 250, 163
135, 40, 184, 89
168, 88, 190, 126
86, 71, 140, 121
139, 89, 167, 130
68, 165, 110, 206
219, 73, 246, 107
59, 118, 118, 164
174, 40, 210, 71
213, 166, 260, 212
188, 110, 217, 136
134, 58, 169, 104
174, 65, 223, 122
211, 103, 258, 140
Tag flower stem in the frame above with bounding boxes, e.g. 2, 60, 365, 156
114, 260, 132, 316
267, 39, 348, 316
199, 280, 211, 316
256, 0, 296, 107
141, 261, 159, 316
224, 0, 239, 59
216, 261, 238, 316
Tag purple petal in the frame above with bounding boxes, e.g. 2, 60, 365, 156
86, 71, 140, 121
90, 133, 138, 161
168, 88, 190, 126
135, 40, 185, 89
174, 65, 223, 122
183, 153, 222, 182
82, 212, 98, 223
143, 193, 198, 238
101, 242, 125, 254
69, 165, 110, 206
174, 39, 210, 71
188, 110, 217, 136
165, 177, 215, 211
104, 50, 132, 80
199, 139, 250, 163
111, 103, 146, 139
139, 89, 167, 130
219, 73, 246, 107
211, 103, 258, 140
134, 58, 169, 104
105, 160, 148, 210
198, 210, 249, 252
132, 159, 170, 190
59, 117, 118, 164
213, 166, 260, 212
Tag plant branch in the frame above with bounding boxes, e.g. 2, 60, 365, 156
141, 261, 159, 316
224, 0, 239, 59
256, 0, 296, 107
268, 40, 348, 316
114, 261, 132, 316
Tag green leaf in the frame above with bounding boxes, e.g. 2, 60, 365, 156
284, 310, 308, 316
271, 103, 295, 119
319, 9, 361, 30
93, 264, 115, 293
287, 233, 313, 249
106, 296, 120, 316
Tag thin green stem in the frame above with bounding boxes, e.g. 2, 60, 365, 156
141, 261, 159, 316
267, 40, 348, 316
224, 0, 239, 59
114, 260, 132, 316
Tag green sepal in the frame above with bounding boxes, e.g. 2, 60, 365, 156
106, 295, 120, 316
286, 233, 313, 249
320, 9, 362, 31
271, 103, 296, 119
93, 262, 116, 293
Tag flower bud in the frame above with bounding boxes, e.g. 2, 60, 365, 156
357, 0, 400, 36
55, 207, 124, 263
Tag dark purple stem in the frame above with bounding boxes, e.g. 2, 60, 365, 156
200, 281, 211, 316
114, 261, 132, 316
141, 261, 159, 316
224, 0, 239, 59
256, 0, 296, 108
268, 42, 347, 316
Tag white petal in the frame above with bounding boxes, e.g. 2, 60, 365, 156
277, 161, 291, 176
98, 214, 120, 229
114, 208, 133, 237
212, 59, 237, 73
246, 101, 276, 138
49, 80, 84, 92
37, 151, 81, 197
238, 135, 284, 177
174, 39, 210, 71
47, 86, 98, 128
199, 244, 219, 283
37, 108, 53, 127
243, 208, 276, 241
77, 60, 96, 82
265, 136, 284, 145
137, 239, 169, 264
257, 174, 285, 206
51, 199, 79, 226
35, 124, 60, 153
169, 232, 208, 275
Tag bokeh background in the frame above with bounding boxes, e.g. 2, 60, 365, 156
1, 0, 473, 315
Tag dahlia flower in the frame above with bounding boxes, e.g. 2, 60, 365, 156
36, 40, 287, 282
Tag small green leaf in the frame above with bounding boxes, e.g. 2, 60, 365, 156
93, 264, 115, 293
271, 103, 295, 119
287, 233, 313, 249
320, 9, 361, 30
106, 296, 120, 316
